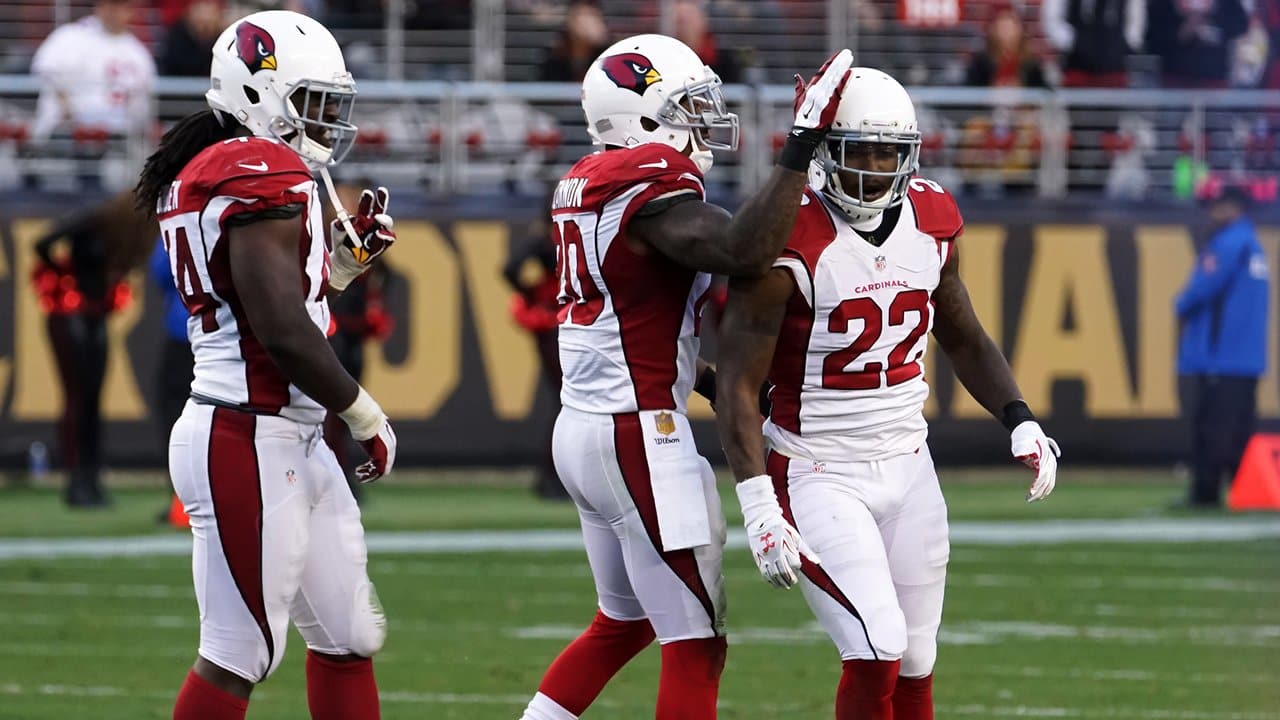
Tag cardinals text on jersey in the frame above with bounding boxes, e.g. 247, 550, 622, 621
553, 143, 714, 415
156, 136, 331, 423
765, 178, 962, 461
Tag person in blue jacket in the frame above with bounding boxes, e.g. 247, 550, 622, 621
1176, 185, 1270, 507
150, 237, 195, 522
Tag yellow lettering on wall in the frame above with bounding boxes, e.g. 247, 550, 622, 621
1133, 226, 1195, 417
949, 225, 1006, 419
1259, 228, 1280, 417
1012, 226, 1133, 417
361, 221, 460, 418
103, 272, 146, 420
0, 233, 8, 410
455, 221, 540, 420
10, 220, 60, 420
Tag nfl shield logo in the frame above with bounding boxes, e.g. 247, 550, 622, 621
875, 255, 887, 272
655, 411, 677, 436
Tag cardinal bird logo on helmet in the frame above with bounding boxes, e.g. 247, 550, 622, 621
236, 21, 277, 74
601, 53, 661, 96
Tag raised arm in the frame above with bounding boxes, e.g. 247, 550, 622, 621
631, 49, 857, 278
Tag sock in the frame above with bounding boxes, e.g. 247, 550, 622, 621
173, 669, 248, 720
305, 651, 380, 720
529, 610, 655, 716
892, 674, 933, 720
521, 692, 579, 720
836, 659, 901, 720
656, 636, 727, 720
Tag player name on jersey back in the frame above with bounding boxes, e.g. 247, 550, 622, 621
551, 144, 711, 415
765, 181, 961, 462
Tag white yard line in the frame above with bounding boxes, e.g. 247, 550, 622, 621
1, 518, 1278, 561
0, 682, 1271, 718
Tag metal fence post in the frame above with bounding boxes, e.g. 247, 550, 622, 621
385, 0, 405, 82
827, 0, 848, 53
473, 0, 505, 82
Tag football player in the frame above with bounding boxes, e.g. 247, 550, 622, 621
516, 36, 854, 720
715, 68, 1062, 720
134, 11, 396, 720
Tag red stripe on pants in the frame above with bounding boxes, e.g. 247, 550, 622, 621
766, 450, 875, 658
208, 407, 273, 678
613, 412, 718, 629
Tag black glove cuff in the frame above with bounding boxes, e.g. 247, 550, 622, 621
694, 366, 716, 404
778, 128, 825, 172
1001, 400, 1037, 432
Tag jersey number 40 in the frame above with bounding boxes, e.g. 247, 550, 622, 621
553, 213, 604, 326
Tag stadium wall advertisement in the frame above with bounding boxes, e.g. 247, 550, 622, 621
0, 195, 1277, 468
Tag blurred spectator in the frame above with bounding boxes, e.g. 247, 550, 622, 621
1176, 183, 1269, 508
30, 0, 156, 142
503, 197, 569, 501
33, 191, 156, 507
1041, 0, 1146, 86
965, 4, 1048, 87
673, 0, 743, 83
538, 0, 610, 82
1263, 0, 1280, 87
1146, 0, 1249, 88
148, 237, 193, 526
159, 0, 225, 77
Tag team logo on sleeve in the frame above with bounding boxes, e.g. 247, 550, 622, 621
601, 53, 661, 95
236, 21, 277, 73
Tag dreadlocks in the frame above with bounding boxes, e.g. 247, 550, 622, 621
135, 110, 240, 217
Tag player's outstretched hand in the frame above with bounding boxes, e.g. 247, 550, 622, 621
736, 475, 820, 589
354, 418, 397, 484
330, 186, 396, 291
1011, 421, 1061, 502
791, 48, 854, 134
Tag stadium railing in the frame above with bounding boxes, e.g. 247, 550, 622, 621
0, 75, 1276, 201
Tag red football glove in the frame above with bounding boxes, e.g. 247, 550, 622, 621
354, 418, 397, 484
330, 186, 396, 291
791, 48, 855, 133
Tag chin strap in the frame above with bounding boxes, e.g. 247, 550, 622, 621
319, 166, 360, 246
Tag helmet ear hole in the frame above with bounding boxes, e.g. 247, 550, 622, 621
640, 117, 659, 132
243, 86, 260, 105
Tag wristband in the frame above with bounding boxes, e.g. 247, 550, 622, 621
778, 128, 824, 172
1001, 399, 1036, 432
694, 366, 716, 404
339, 386, 384, 441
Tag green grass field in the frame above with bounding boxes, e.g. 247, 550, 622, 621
1, 468, 1278, 719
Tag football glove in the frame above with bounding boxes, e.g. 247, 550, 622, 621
791, 48, 855, 134
1010, 421, 1061, 502
735, 475, 820, 589
329, 186, 396, 292
339, 387, 398, 483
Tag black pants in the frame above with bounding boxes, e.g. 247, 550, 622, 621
156, 338, 195, 453
1183, 375, 1259, 506
48, 312, 108, 504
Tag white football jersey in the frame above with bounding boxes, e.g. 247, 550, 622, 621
553, 143, 712, 415
764, 179, 962, 462
156, 136, 330, 424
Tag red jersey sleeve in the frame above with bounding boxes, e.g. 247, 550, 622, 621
907, 177, 964, 241
180, 137, 313, 225
775, 188, 838, 279
576, 143, 706, 229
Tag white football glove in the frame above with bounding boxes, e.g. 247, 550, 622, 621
791, 48, 855, 132
338, 387, 398, 483
329, 186, 396, 292
735, 475, 820, 589
1010, 421, 1061, 502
